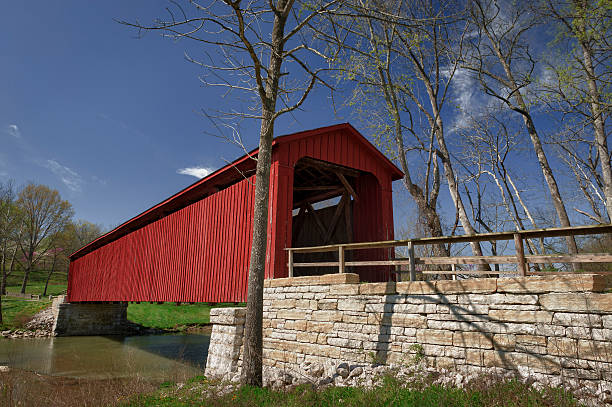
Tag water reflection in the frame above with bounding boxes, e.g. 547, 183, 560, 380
0, 334, 210, 380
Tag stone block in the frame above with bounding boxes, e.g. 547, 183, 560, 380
540, 293, 612, 313
342, 314, 368, 324
396, 281, 437, 295
296, 299, 317, 310
284, 320, 307, 330
319, 273, 360, 285
265, 275, 319, 287
493, 334, 516, 351
591, 328, 612, 341
577, 340, 612, 362
603, 315, 612, 329
453, 332, 494, 349
552, 312, 602, 327
270, 299, 297, 309
296, 332, 319, 343
547, 337, 578, 357
497, 274, 607, 294
443, 303, 490, 315
390, 314, 428, 328
359, 282, 397, 295
427, 320, 479, 332
311, 310, 343, 322
329, 284, 359, 295
277, 309, 307, 320
488, 310, 553, 324
457, 293, 539, 305
337, 299, 365, 312
435, 278, 497, 294
416, 329, 453, 345
317, 300, 338, 310
209, 307, 246, 325
306, 321, 334, 333
434, 356, 459, 369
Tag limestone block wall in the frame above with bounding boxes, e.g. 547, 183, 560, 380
206, 273, 612, 388
205, 308, 246, 377
52, 296, 129, 336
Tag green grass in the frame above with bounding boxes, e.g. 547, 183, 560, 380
0, 297, 51, 330
122, 375, 581, 407
4, 269, 68, 296
127, 302, 244, 329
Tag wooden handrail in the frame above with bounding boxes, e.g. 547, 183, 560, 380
286, 224, 612, 280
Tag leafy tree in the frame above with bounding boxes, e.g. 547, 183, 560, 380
16, 184, 74, 294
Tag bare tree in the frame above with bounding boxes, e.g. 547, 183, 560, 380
535, 0, 612, 222
459, 111, 548, 262
464, 0, 579, 261
321, 0, 490, 265
323, 1, 448, 256
16, 184, 73, 294
119, 0, 342, 386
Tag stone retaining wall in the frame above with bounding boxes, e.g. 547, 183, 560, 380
206, 273, 612, 391
51, 296, 129, 336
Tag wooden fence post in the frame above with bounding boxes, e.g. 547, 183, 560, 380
514, 233, 527, 276
338, 246, 345, 274
288, 249, 294, 278
408, 241, 416, 281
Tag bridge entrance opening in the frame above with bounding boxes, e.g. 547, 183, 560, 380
290, 157, 362, 277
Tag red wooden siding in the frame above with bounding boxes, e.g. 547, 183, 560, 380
69, 176, 255, 302
68, 123, 402, 302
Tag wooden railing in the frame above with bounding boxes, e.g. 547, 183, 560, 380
286, 224, 612, 280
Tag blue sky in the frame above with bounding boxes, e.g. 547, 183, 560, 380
1, 1, 592, 241
0, 1, 353, 230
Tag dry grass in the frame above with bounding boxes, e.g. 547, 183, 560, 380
0, 369, 158, 407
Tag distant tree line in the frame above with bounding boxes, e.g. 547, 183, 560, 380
0, 180, 103, 324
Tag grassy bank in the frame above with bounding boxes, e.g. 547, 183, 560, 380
123, 375, 581, 407
4, 269, 68, 296
0, 297, 51, 330
127, 302, 243, 330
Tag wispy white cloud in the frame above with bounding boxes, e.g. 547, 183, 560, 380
177, 166, 214, 179
45, 159, 83, 192
91, 175, 108, 186
6, 124, 20, 138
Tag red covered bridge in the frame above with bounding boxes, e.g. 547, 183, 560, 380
68, 124, 403, 303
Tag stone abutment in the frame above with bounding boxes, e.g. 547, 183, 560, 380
205, 273, 612, 396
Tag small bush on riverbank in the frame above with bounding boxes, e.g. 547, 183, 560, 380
123, 375, 581, 407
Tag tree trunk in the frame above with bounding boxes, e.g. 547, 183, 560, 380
579, 39, 612, 222
433, 118, 490, 268
0, 272, 5, 324
43, 256, 57, 297
20, 264, 31, 294
241, 1, 289, 387
241, 111, 275, 387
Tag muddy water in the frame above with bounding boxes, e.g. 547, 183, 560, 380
0, 334, 210, 380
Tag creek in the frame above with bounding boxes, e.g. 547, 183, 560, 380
0, 334, 210, 380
